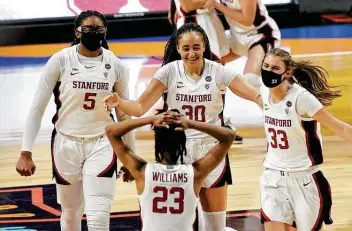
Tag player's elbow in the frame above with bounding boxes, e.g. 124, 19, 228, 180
241, 20, 253, 27
220, 128, 236, 145
105, 124, 116, 139
226, 129, 236, 144
133, 110, 144, 117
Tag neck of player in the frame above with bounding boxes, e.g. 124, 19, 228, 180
160, 153, 177, 165
184, 58, 204, 80
269, 81, 291, 104
79, 44, 102, 57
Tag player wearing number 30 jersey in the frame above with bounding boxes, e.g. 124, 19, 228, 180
105, 109, 235, 231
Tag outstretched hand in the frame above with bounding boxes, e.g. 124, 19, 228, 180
103, 93, 120, 113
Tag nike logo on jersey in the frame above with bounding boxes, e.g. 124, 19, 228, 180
177, 85, 185, 88
303, 181, 312, 186
70, 72, 80, 75
85, 65, 95, 69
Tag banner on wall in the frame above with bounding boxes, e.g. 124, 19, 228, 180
0, 0, 292, 21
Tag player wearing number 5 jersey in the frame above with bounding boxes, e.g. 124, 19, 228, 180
105, 109, 235, 231
104, 23, 262, 231
259, 48, 352, 231
15, 10, 135, 231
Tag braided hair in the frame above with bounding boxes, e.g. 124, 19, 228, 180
154, 109, 187, 164
71, 10, 109, 50
161, 22, 212, 66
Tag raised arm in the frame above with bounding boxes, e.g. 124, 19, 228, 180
218, 64, 263, 107
228, 74, 263, 107
105, 113, 172, 181
180, 0, 207, 12
113, 62, 136, 152
210, 0, 257, 27
295, 91, 352, 141
104, 66, 169, 117
313, 108, 352, 141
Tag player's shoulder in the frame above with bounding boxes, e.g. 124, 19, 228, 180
204, 58, 225, 73
290, 83, 310, 98
157, 60, 181, 75
204, 58, 220, 66
163, 60, 181, 69
47, 45, 74, 65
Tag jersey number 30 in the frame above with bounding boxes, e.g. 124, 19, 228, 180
152, 186, 184, 214
182, 105, 205, 122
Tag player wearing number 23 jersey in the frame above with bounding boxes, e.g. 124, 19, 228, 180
105, 109, 235, 231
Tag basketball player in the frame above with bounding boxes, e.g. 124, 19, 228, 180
104, 23, 262, 231
169, 0, 244, 144
259, 48, 352, 230
15, 10, 135, 231
204, 0, 281, 90
105, 109, 235, 231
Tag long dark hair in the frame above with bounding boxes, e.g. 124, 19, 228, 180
71, 10, 109, 50
154, 109, 187, 164
161, 22, 212, 66
267, 48, 341, 106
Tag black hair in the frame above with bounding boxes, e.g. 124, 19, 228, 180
161, 22, 212, 66
154, 109, 187, 164
71, 10, 109, 50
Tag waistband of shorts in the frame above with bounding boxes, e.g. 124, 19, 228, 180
58, 132, 104, 143
265, 166, 320, 177
186, 137, 217, 145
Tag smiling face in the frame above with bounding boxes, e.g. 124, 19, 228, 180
176, 31, 205, 67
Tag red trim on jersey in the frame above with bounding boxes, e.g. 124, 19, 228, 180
301, 120, 323, 166
260, 208, 271, 222
97, 153, 117, 177
192, 206, 199, 231
52, 82, 62, 125
312, 174, 324, 231
210, 159, 227, 188
218, 111, 225, 127
51, 130, 70, 185
51, 82, 70, 185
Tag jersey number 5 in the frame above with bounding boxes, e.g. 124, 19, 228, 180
268, 128, 289, 149
152, 186, 184, 214
83, 92, 97, 110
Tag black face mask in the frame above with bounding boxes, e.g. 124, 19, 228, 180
80, 31, 105, 51
261, 69, 286, 88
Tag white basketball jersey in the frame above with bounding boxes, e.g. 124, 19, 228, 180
139, 163, 199, 231
221, 0, 274, 32
53, 45, 122, 138
261, 84, 323, 171
156, 59, 237, 140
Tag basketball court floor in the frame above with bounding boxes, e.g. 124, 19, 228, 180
0, 24, 351, 230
